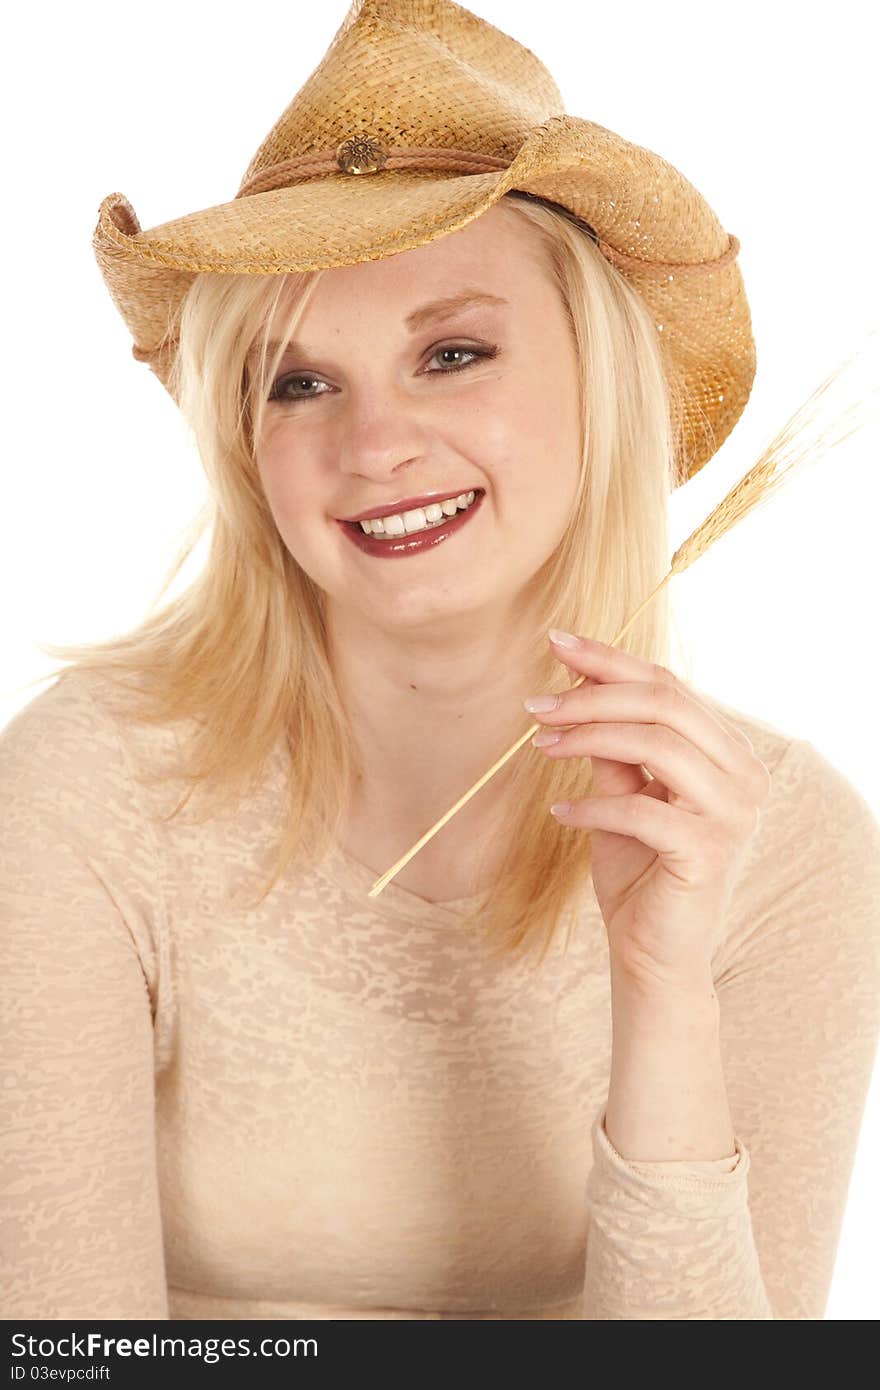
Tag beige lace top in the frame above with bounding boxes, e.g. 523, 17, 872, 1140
2, 668, 879, 1320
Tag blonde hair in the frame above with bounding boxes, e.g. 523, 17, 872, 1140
32, 192, 687, 966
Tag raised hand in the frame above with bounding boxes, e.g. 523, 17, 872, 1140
525, 630, 772, 994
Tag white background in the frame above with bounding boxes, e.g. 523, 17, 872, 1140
2, 1, 878, 1317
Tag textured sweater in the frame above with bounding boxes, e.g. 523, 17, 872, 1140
2, 668, 879, 1320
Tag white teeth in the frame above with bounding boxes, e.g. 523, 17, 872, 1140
403, 508, 428, 533
359, 490, 477, 537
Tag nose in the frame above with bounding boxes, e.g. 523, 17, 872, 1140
334, 384, 434, 485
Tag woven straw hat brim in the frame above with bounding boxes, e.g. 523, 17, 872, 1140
95, 118, 754, 486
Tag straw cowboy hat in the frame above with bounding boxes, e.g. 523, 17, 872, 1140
92, 0, 754, 483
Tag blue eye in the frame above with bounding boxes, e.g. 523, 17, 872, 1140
268, 342, 499, 403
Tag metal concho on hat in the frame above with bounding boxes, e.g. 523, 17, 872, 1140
336, 136, 388, 175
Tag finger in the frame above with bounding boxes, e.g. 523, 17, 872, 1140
530, 679, 755, 782
551, 788, 705, 858
536, 720, 759, 829
547, 632, 755, 753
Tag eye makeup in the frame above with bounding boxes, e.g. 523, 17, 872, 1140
267, 340, 500, 404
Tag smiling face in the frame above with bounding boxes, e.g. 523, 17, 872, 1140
251, 199, 583, 643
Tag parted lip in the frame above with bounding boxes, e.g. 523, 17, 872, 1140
337, 488, 482, 524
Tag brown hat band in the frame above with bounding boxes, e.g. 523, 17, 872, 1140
236, 140, 740, 276
236, 142, 509, 193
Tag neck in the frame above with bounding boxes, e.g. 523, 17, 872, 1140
325, 601, 549, 829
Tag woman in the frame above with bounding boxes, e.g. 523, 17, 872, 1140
2, 0, 879, 1321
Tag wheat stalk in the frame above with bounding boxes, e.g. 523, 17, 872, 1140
367, 333, 879, 899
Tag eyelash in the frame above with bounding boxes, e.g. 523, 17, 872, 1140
267, 342, 500, 403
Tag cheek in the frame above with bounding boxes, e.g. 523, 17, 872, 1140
255, 443, 315, 532
478, 381, 577, 504
254, 447, 347, 590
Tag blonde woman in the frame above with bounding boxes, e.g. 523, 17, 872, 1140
2, 0, 878, 1321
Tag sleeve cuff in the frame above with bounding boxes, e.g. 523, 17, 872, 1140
589, 1104, 750, 1209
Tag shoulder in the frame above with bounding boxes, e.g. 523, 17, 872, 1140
702, 693, 880, 974
0, 667, 176, 824
0, 668, 114, 780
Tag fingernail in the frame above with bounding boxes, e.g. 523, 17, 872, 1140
548, 628, 581, 649
550, 802, 572, 817
532, 729, 562, 747
524, 694, 560, 713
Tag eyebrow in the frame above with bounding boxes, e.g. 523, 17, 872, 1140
403, 288, 509, 332
256, 288, 509, 361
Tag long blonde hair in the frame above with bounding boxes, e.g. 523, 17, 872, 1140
32, 192, 686, 965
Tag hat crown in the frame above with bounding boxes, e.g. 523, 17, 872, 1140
238, 0, 565, 192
